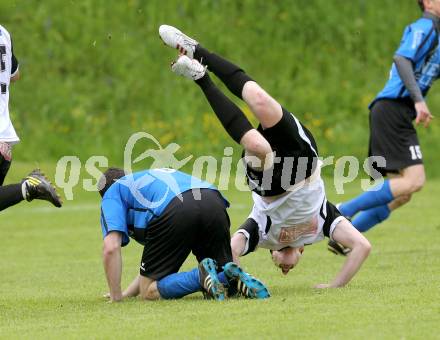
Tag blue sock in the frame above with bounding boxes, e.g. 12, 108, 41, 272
218, 271, 228, 286
339, 180, 394, 217
351, 205, 391, 232
156, 268, 201, 299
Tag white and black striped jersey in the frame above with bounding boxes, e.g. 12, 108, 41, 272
0, 24, 19, 143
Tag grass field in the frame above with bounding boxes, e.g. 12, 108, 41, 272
1, 162, 439, 339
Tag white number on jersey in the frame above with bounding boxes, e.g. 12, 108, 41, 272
409, 145, 422, 160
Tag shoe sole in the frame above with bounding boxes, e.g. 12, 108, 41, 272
199, 259, 225, 301
224, 263, 270, 299
30, 171, 63, 208
158, 25, 197, 58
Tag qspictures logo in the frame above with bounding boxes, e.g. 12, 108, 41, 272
54, 131, 386, 206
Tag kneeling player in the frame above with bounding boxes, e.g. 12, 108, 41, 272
98, 167, 269, 302
160, 25, 371, 288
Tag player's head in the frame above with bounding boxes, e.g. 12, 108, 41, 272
271, 246, 304, 275
421, 0, 440, 15
98, 167, 125, 197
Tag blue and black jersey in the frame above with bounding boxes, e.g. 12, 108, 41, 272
372, 14, 440, 106
100, 169, 228, 246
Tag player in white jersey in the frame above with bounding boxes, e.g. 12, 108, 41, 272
160, 25, 371, 288
0, 25, 61, 211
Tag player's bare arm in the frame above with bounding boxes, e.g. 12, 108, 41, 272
102, 231, 123, 302
230, 232, 247, 265
316, 220, 371, 288
121, 274, 141, 298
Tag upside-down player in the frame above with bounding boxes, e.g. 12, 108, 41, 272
160, 25, 371, 288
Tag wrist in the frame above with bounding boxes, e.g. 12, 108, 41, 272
122, 290, 135, 298
111, 291, 123, 301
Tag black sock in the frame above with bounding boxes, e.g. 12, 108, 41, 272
194, 45, 253, 99
0, 157, 11, 186
195, 73, 253, 144
226, 278, 238, 297
0, 183, 24, 211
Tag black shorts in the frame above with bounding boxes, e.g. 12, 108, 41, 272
237, 200, 342, 255
140, 189, 232, 280
368, 99, 423, 176
245, 107, 319, 196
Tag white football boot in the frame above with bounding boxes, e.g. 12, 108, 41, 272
171, 55, 206, 80
159, 25, 198, 58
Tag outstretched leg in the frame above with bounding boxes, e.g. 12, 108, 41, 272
0, 169, 62, 211
194, 46, 283, 129
339, 165, 424, 223
0, 184, 24, 211
159, 25, 283, 129
345, 167, 422, 233
161, 25, 317, 176
171, 55, 272, 169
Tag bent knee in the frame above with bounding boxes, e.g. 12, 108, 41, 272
140, 281, 160, 301
395, 194, 412, 205
244, 84, 272, 111
245, 139, 272, 157
140, 290, 159, 301
403, 168, 426, 193
411, 177, 425, 192
397, 176, 425, 195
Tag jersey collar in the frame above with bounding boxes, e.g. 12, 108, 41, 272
424, 12, 440, 32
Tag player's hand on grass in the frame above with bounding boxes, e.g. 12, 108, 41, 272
415, 101, 434, 128
103, 292, 124, 302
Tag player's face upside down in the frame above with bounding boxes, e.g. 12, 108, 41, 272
271, 246, 304, 275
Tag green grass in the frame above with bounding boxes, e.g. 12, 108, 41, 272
1, 0, 439, 171
1, 162, 439, 339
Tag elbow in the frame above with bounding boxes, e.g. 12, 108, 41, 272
393, 54, 406, 64
393, 55, 413, 71
358, 239, 372, 257
231, 247, 242, 260
230, 233, 246, 258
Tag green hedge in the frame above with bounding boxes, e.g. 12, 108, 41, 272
1, 0, 438, 175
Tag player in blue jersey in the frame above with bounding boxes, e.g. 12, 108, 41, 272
327, 0, 438, 255
98, 167, 270, 302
